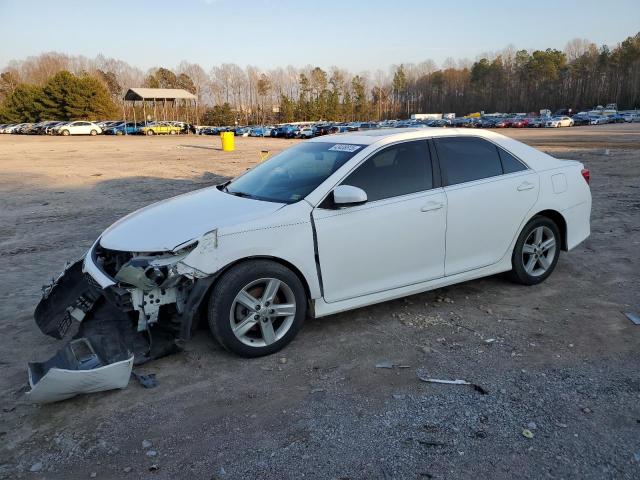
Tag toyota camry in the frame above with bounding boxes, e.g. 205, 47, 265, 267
28, 128, 591, 402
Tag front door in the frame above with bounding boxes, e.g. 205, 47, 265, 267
313, 140, 447, 303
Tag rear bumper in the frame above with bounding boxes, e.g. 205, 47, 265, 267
563, 201, 591, 250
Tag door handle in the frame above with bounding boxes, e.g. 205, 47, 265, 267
421, 201, 444, 212
517, 182, 535, 191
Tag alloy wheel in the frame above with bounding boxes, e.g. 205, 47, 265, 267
522, 226, 556, 277
229, 278, 296, 347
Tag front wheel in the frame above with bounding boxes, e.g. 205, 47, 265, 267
90, 129, 97, 136
61, 130, 70, 136
508, 216, 560, 285
208, 260, 306, 357
146, 130, 154, 136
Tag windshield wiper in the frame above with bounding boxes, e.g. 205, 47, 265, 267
225, 189, 255, 199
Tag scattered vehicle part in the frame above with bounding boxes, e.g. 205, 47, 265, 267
27, 338, 134, 404
132, 372, 157, 388
417, 373, 488, 395
623, 312, 640, 325
375, 361, 394, 369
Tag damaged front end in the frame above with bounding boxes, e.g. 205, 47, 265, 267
28, 240, 215, 403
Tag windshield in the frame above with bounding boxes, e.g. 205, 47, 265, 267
225, 142, 365, 203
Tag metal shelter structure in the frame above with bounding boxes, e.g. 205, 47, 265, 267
123, 88, 198, 131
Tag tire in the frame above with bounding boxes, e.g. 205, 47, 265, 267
90, 129, 97, 136
115, 130, 123, 136
508, 216, 561, 285
208, 260, 306, 357
62, 130, 70, 136
170, 130, 176, 135
146, 130, 154, 136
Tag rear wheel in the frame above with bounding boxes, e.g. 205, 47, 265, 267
146, 130, 154, 136
508, 216, 560, 285
208, 260, 306, 357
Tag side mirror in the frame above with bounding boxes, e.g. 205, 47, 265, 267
333, 185, 367, 206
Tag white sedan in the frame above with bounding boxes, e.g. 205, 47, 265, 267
57, 121, 102, 136
28, 128, 592, 402
545, 116, 574, 128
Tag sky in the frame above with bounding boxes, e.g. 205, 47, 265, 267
1, 0, 639, 72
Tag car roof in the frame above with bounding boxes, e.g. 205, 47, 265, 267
308, 127, 506, 145
307, 127, 561, 171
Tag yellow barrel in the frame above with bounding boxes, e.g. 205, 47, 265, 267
221, 131, 235, 151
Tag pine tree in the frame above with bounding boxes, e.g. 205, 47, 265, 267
0, 83, 43, 122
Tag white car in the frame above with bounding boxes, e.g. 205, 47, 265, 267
545, 116, 574, 128
28, 128, 592, 402
298, 127, 315, 138
57, 121, 102, 136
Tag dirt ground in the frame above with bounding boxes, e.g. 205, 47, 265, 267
0, 125, 639, 479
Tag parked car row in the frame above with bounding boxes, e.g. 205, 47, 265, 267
0, 120, 197, 136
2, 108, 638, 137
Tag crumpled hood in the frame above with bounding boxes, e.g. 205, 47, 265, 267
99, 186, 285, 252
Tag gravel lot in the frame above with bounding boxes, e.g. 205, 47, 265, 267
0, 125, 639, 479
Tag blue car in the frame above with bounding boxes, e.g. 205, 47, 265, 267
104, 122, 141, 135
271, 125, 298, 138
250, 127, 268, 137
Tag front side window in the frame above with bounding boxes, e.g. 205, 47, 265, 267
435, 137, 504, 186
226, 142, 365, 203
340, 140, 432, 202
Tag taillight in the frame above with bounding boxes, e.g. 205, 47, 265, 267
581, 168, 590, 185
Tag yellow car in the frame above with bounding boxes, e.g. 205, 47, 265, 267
139, 122, 182, 135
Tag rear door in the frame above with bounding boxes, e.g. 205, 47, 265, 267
433, 136, 538, 276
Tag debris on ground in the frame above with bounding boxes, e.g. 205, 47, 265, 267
132, 372, 158, 389
375, 361, 394, 369
418, 439, 447, 447
416, 372, 488, 395
376, 361, 410, 369
623, 312, 640, 325
522, 429, 534, 439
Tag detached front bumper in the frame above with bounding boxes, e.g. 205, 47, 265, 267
27, 255, 189, 404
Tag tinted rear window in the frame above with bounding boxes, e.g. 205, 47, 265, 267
498, 147, 527, 174
435, 137, 503, 186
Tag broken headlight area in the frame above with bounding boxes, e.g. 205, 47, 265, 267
94, 244, 197, 332
29, 242, 213, 404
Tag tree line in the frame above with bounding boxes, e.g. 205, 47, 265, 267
1, 32, 638, 125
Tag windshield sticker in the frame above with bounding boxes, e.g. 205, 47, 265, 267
328, 144, 362, 153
